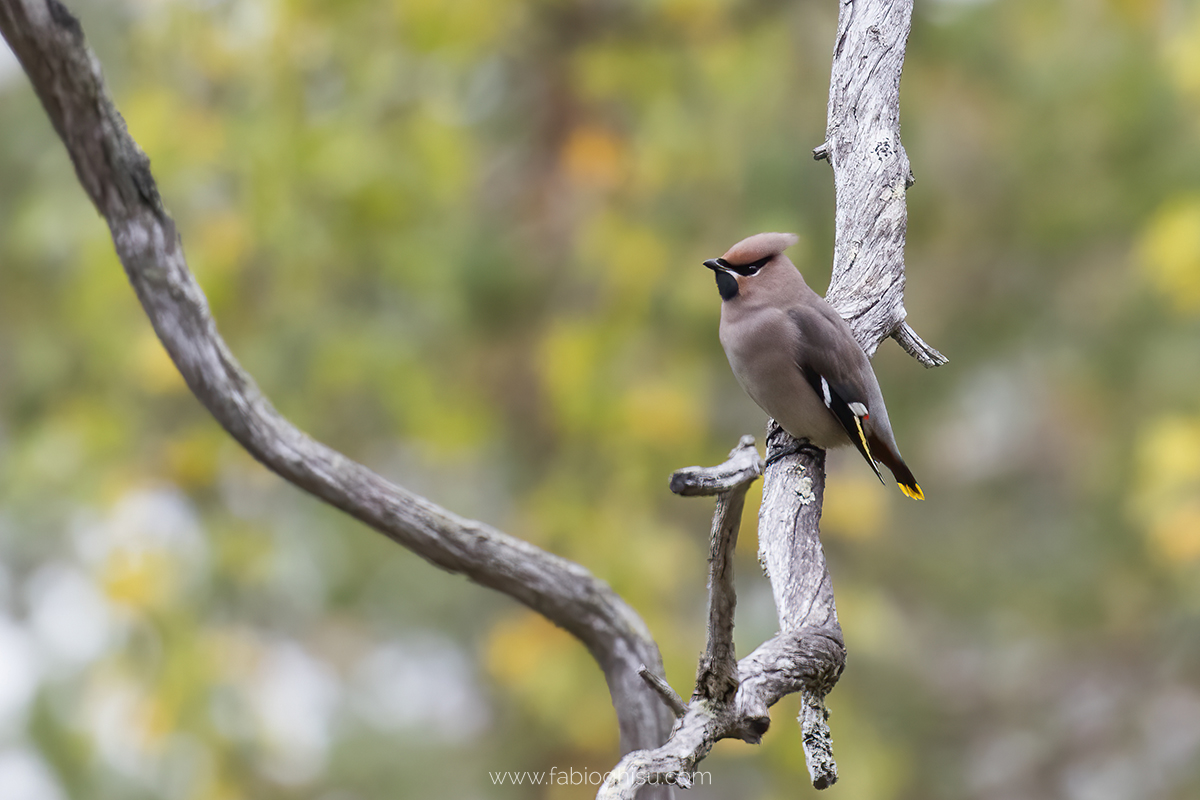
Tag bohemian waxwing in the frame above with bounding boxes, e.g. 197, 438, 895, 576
704, 232, 923, 499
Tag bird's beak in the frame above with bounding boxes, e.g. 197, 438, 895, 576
703, 258, 728, 273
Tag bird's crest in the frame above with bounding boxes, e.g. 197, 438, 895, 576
721, 232, 799, 266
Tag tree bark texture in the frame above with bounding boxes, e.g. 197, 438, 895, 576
819, 0, 947, 367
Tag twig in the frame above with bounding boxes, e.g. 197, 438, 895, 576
638, 666, 688, 719
692, 439, 758, 704
669, 434, 763, 496
894, 319, 949, 367
800, 690, 838, 789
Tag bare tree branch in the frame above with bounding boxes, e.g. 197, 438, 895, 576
756, 0, 949, 782
685, 437, 759, 704
668, 434, 763, 497
0, 0, 675, 776
756, 433, 843, 787
637, 666, 688, 720
602, 0, 947, 792
600, 442, 770, 799
670, 435, 763, 707
821, 0, 946, 366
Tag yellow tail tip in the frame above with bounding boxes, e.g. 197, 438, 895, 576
899, 482, 925, 501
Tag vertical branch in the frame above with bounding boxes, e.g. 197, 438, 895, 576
671, 435, 764, 706
693, 461, 750, 703
603, 0, 945, 790
755, 430, 844, 788
600, 438, 764, 799
750, 0, 946, 786
818, 0, 947, 366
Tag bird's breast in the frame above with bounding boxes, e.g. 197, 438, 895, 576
718, 309, 848, 449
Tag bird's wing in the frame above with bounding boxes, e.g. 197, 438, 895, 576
787, 306, 886, 485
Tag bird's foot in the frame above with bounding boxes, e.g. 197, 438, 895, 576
765, 439, 823, 468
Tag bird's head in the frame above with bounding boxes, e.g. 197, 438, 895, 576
703, 232, 801, 302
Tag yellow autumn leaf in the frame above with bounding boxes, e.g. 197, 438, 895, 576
562, 125, 626, 190
485, 612, 566, 686
165, 429, 222, 488
1135, 414, 1200, 501
538, 320, 607, 435
194, 211, 250, 277
1148, 501, 1200, 564
136, 694, 175, 747
1164, 7, 1200, 100
578, 213, 671, 316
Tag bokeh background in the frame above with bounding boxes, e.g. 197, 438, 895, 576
3, 0, 1200, 798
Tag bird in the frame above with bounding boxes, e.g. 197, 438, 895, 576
704, 232, 923, 499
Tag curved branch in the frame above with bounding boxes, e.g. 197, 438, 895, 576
0, 0, 673, 763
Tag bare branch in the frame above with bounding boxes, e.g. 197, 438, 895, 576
746, 0, 943, 786
754, 429, 844, 786
821, 0, 945, 365
0, 0, 675, 769
638, 666, 688, 719
894, 319, 949, 368
669, 434, 763, 496
602, 435, 849, 796
693, 439, 759, 704
603, 0, 939, 792
800, 689, 838, 789
598, 625, 845, 799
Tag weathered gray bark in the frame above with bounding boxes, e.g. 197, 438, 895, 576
599, 439, 845, 797
600, 0, 946, 794
818, 0, 947, 367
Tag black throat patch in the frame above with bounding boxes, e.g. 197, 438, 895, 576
715, 270, 739, 300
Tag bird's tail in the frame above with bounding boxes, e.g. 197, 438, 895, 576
868, 432, 924, 500
888, 458, 924, 500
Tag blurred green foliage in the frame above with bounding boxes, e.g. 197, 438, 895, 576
2, 0, 1200, 799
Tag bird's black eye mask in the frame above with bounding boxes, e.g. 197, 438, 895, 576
713, 254, 773, 276
703, 253, 774, 300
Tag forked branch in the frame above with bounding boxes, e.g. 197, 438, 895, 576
599, 435, 846, 796
606, 0, 950, 792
